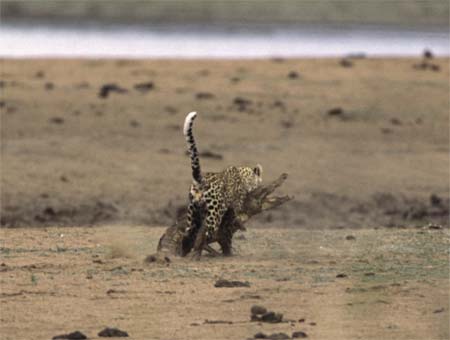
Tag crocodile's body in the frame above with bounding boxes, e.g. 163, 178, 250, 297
152, 173, 291, 259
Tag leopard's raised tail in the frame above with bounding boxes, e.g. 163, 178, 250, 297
183, 111, 202, 185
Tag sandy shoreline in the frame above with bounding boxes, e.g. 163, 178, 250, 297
1, 57, 449, 228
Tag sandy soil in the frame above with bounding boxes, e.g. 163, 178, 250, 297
1, 57, 449, 339
0, 226, 449, 340
1, 57, 449, 228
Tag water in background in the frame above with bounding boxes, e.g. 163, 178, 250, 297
1, 22, 449, 58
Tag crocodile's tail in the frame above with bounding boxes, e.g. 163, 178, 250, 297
183, 111, 202, 184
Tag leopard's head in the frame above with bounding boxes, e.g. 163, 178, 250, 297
239, 164, 263, 192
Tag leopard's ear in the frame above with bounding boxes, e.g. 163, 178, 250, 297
253, 164, 263, 177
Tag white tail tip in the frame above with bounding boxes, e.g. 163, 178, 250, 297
183, 111, 197, 136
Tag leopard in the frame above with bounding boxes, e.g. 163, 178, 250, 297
182, 111, 262, 259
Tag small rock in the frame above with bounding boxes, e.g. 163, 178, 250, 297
254, 332, 268, 339
134, 82, 154, 92
390, 118, 402, 125
145, 255, 157, 262
433, 307, 445, 313
428, 224, 442, 230
340, 59, 353, 67
430, 64, 440, 72
98, 327, 129, 337
214, 279, 250, 288
233, 96, 252, 107
49, 117, 64, 124
345, 235, 356, 240
309, 322, 317, 326
251, 305, 267, 315
261, 311, 283, 323
99, 84, 127, 98
204, 319, 233, 324
52, 331, 87, 339
292, 331, 308, 338
199, 150, 223, 160
195, 92, 215, 100
336, 273, 348, 278
423, 49, 433, 59
35, 71, 45, 78
129, 120, 140, 128
45, 82, 54, 90
430, 194, 442, 207
298, 318, 305, 323
328, 107, 343, 116
288, 71, 300, 79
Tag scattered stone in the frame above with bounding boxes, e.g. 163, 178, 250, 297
99, 84, 127, 98
199, 150, 223, 160
364, 272, 376, 276
292, 331, 308, 338
427, 224, 442, 230
195, 92, 215, 100
261, 311, 283, 323
134, 81, 154, 92
98, 327, 129, 337
233, 96, 252, 111
35, 71, 45, 78
52, 331, 87, 339
433, 307, 445, 313
254, 332, 268, 339
430, 64, 440, 72
197, 69, 210, 76
430, 194, 442, 207
251, 305, 267, 315
214, 279, 250, 288
345, 235, 356, 240
230, 76, 240, 83
44, 82, 55, 90
336, 273, 348, 278
129, 120, 140, 128
49, 117, 64, 124
281, 120, 294, 129
144, 254, 171, 264
267, 333, 290, 339
423, 49, 433, 59
298, 318, 305, 323
390, 118, 402, 125
340, 59, 353, 67
327, 107, 343, 116
44, 207, 56, 216
288, 71, 300, 79
204, 319, 233, 324
309, 322, 317, 326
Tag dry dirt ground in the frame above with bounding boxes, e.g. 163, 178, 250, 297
1, 58, 449, 228
0, 226, 449, 340
1, 57, 449, 339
